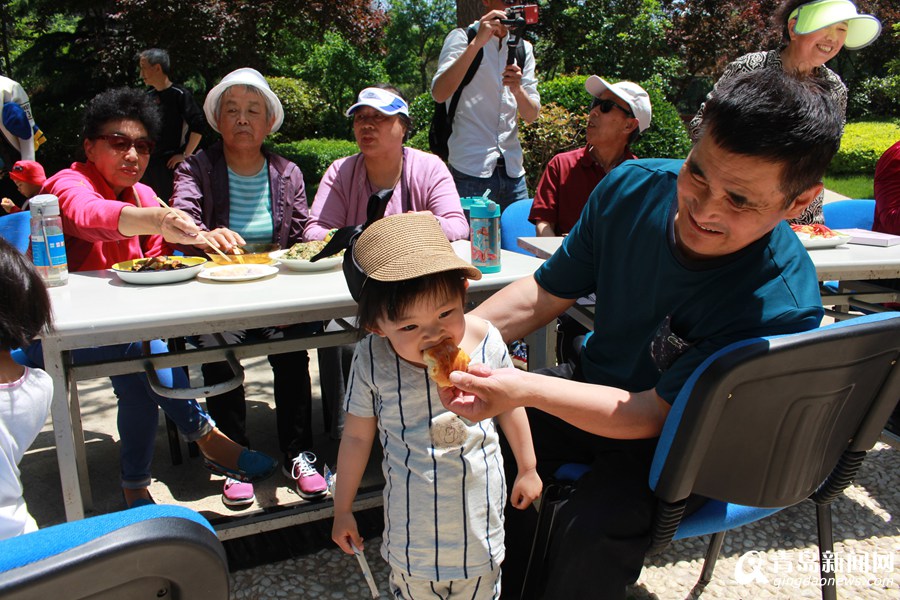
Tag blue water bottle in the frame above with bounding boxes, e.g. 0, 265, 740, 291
470, 200, 501, 274
30, 194, 69, 287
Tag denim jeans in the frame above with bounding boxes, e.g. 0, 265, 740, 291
450, 163, 528, 211
24, 339, 214, 489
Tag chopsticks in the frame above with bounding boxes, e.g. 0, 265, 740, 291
152, 194, 233, 263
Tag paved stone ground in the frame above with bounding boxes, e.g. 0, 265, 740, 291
20, 353, 899, 599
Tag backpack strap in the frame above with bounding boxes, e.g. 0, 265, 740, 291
447, 26, 483, 124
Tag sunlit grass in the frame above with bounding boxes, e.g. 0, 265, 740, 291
823, 174, 874, 200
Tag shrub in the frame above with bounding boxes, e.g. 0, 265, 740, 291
271, 138, 359, 198
520, 102, 583, 191
829, 121, 900, 175
538, 75, 591, 115
407, 129, 430, 152
266, 77, 332, 140
632, 76, 691, 160
408, 92, 434, 138
848, 75, 900, 120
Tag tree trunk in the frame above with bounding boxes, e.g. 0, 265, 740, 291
457, 0, 482, 28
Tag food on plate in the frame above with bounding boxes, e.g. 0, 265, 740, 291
283, 240, 344, 261
423, 339, 470, 388
129, 256, 189, 272
207, 242, 278, 265
790, 223, 843, 239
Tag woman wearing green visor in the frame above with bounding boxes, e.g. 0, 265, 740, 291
690, 0, 881, 226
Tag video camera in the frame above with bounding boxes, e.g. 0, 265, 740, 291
498, 2, 539, 66
500, 2, 539, 27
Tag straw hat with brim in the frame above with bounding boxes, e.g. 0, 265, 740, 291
354, 213, 482, 285
203, 67, 285, 134
790, 0, 882, 50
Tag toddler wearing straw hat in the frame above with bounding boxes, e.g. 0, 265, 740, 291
331, 212, 541, 599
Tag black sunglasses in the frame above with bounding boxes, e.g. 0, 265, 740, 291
591, 98, 634, 118
93, 133, 155, 156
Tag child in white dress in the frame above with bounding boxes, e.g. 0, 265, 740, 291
0, 237, 52, 539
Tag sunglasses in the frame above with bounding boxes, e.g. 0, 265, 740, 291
93, 133, 155, 156
591, 98, 634, 118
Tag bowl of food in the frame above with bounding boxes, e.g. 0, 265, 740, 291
207, 242, 279, 265
270, 240, 344, 272
111, 255, 207, 285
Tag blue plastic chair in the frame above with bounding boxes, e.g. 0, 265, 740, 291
0, 504, 228, 598
822, 199, 875, 230
0, 211, 30, 253
500, 198, 536, 255
521, 313, 900, 600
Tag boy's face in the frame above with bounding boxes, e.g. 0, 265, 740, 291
371, 286, 467, 368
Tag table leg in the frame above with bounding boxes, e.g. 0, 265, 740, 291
524, 322, 556, 371
43, 338, 86, 521
67, 368, 92, 511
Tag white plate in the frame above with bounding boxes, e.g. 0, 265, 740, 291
796, 232, 851, 249
269, 249, 343, 272
197, 264, 279, 282
111, 256, 207, 285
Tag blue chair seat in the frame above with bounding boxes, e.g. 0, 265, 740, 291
0, 211, 30, 253
500, 198, 536, 255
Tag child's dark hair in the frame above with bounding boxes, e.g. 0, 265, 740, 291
356, 269, 468, 335
0, 238, 52, 350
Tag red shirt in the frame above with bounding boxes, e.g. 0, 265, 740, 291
529, 146, 637, 235
42, 162, 170, 272
874, 140, 900, 235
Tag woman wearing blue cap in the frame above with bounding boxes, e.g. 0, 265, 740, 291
689, 0, 881, 226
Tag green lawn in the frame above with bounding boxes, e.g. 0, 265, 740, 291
823, 174, 874, 200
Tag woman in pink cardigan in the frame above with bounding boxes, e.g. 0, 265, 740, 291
26, 88, 277, 508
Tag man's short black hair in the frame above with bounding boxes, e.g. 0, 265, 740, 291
697, 68, 842, 204
0, 237, 51, 350
82, 87, 162, 142
139, 48, 171, 76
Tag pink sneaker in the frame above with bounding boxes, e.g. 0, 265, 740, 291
222, 477, 255, 507
288, 451, 328, 500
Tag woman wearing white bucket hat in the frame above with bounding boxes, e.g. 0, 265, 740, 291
689, 0, 881, 226
172, 68, 326, 508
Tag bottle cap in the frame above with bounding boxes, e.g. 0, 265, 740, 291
29, 194, 60, 218
470, 200, 500, 218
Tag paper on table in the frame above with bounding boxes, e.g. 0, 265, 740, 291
840, 228, 900, 247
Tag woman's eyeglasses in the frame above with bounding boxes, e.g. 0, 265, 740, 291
352, 111, 391, 126
93, 133, 155, 156
591, 98, 634, 118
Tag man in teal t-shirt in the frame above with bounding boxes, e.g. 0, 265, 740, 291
441, 68, 844, 598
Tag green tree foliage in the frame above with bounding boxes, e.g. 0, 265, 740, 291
383, 0, 454, 96
266, 77, 332, 141
297, 31, 389, 139
533, 0, 682, 86
520, 102, 583, 192
631, 75, 691, 159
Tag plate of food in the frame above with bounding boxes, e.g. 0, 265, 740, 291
206, 242, 279, 266
791, 224, 850, 249
111, 256, 207, 284
270, 240, 344, 272
197, 264, 279, 282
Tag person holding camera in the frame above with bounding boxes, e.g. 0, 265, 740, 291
431, 0, 540, 210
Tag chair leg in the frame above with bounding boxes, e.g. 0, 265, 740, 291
165, 415, 184, 465
816, 503, 837, 600
691, 531, 726, 598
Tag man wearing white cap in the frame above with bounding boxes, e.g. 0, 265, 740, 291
689, 0, 882, 226
530, 76, 651, 238
172, 68, 327, 508
432, 0, 541, 210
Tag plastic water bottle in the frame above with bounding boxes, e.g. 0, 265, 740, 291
470, 200, 501, 274
30, 194, 69, 287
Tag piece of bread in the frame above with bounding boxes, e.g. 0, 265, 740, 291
423, 339, 470, 388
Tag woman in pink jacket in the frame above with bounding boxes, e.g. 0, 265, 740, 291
25, 88, 277, 508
